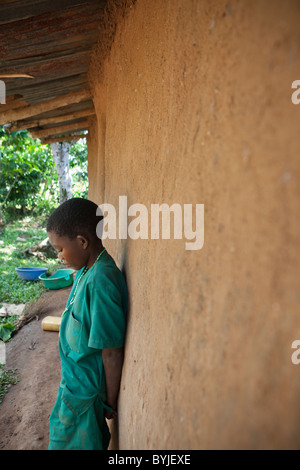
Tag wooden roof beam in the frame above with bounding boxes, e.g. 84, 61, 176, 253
0, 94, 29, 112
9, 108, 95, 132
0, 0, 106, 26
41, 134, 88, 145
30, 119, 89, 140
0, 88, 91, 125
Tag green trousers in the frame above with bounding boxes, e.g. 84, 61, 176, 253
48, 385, 111, 450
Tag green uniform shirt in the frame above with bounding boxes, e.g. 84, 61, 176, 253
49, 250, 127, 450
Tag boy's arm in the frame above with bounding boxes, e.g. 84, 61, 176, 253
102, 347, 124, 419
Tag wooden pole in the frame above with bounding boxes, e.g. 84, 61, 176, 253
30, 119, 89, 139
0, 74, 34, 78
0, 88, 91, 125
9, 108, 95, 132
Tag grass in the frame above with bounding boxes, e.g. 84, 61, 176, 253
0, 215, 59, 304
0, 215, 60, 340
0, 363, 20, 403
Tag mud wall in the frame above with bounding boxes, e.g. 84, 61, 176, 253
87, 0, 300, 449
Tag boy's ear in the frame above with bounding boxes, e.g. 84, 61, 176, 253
76, 235, 89, 249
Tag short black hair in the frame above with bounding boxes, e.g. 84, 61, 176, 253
47, 198, 103, 240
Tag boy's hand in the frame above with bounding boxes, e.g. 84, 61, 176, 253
104, 407, 118, 420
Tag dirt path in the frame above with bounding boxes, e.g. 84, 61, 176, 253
0, 287, 71, 450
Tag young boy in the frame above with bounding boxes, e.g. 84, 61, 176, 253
46, 198, 127, 450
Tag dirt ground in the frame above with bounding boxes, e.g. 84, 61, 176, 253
0, 287, 71, 450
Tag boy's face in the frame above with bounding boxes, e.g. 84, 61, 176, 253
48, 231, 89, 271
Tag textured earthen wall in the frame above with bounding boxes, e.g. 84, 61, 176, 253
88, 0, 300, 449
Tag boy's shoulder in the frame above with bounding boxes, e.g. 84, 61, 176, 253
87, 251, 126, 286
84, 251, 128, 313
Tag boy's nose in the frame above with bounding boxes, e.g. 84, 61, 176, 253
58, 253, 63, 261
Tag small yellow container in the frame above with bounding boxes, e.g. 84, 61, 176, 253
42, 316, 61, 331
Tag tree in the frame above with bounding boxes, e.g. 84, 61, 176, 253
0, 126, 88, 217
50, 142, 72, 203
0, 127, 57, 216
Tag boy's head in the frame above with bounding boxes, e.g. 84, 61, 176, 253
47, 198, 103, 270
47, 198, 102, 240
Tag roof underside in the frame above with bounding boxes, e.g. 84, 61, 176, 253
0, 0, 107, 142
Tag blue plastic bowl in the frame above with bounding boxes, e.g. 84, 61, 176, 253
16, 267, 48, 281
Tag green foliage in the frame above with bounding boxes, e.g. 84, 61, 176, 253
0, 127, 89, 219
0, 316, 18, 342
0, 363, 20, 403
70, 138, 88, 199
0, 127, 59, 216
